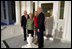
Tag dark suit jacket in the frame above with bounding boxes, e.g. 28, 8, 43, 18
21, 15, 29, 28
37, 12, 45, 31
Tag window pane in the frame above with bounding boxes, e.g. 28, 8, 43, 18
3, 1, 6, 19
59, 1, 65, 19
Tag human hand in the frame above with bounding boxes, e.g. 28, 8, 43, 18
33, 29, 35, 31
37, 29, 40, 32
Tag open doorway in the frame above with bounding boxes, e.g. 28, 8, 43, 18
41, 3, 53, 17
41, 3, 53, 37
1, 1, 16, 25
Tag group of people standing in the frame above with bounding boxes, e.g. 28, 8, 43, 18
21, 7, 45, 48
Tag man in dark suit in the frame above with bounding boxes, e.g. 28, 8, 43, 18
37, 7, 45, 48
21, 11, 29, 41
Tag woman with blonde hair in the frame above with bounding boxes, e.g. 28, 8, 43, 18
26, 13, 34, 37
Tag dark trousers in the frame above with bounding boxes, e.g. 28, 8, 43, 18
38, 30, 44, 48
23, 27, 26, 40
28, 30, 34, 37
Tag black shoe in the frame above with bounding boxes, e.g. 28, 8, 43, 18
41, 45, 44, 48
38, 46, 43, 48
38, 45, 44, 48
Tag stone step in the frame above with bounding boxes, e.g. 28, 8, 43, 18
1, 41, 6, 48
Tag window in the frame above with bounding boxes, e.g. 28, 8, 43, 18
3, 1, 6, 19
59, 1, 65, 19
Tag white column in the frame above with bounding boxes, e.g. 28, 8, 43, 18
15, 1, 21, 25
26, 1, 30, 14
21, 1, 26, 16
30, 1, 33, 14
1, 1, 4, 21
52, 1, 61, 36
26, 1, 33, 14
5, 1, 9, 25
62, 1, 71, 42
35, 1, 39, 11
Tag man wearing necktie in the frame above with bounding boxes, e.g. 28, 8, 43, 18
21, 11, 29, 41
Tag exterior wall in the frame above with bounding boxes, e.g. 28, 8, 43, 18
62, 1, 71, 42
1, 1, 71, 42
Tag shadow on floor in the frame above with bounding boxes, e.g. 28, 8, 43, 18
1, 35, 71, 48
